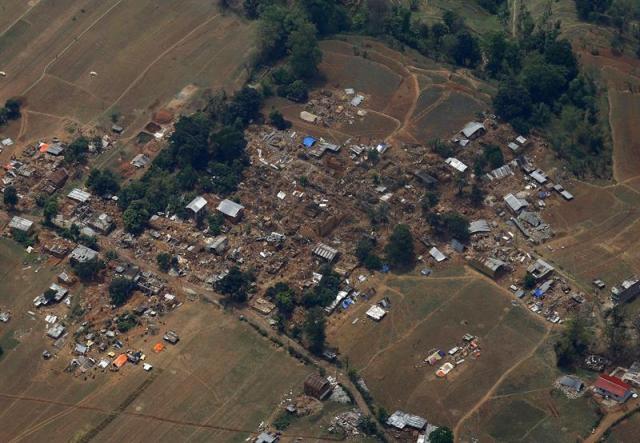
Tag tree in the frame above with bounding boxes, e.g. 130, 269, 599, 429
156, 253, 173, 273
44, 288, 58, 303
208, 213, 224, 235
216, 266, 253, 305
43, 197, 58, 223
123, 201, 149, 235
4, 98, 21, 120
72, 257, 105, 282
449, 31, 481, 67
3, 185, 18, 209
304, 307, 326, 354
523, 273, 536, 289
494, 80, 532, 121
385, 224, 415, 269
470, 184, 485, 207
421, 192, 440, 213
554, 312, 591, 368
109, 278, 136, 306
64, 137, 90, 164
288, 23, 322, 79
268, 283, 296, 318
269, 109, 291, 130
430, 427, 454, 443
483, 144, 504, 169
355, 237, 382, 270
87, 169, 120, 196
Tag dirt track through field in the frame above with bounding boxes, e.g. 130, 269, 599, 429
0, 392, 344, 442
453, 326, 551, 439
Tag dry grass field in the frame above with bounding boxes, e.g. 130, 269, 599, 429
541, 181, 640, 290
0, 0, 254, 155
458, 341, 602, 442
327, 267, 550, 429
0, 239, 322, 443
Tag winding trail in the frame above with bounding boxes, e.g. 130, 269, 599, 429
453, 326, 551, 440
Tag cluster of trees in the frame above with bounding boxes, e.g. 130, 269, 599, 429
71, 257, 105, 282
0, 98, 21, 127
427, 212, 471, 243
215, 266, 255, 305
252, 2, 326, 102
109, 277, 136, 306
156, 252, 178, 273
554, 312, 592, 368
384, 224, 415, 270
64, 137, 91, 165
87, 169, 119, 196
117, 87, 261, 234
355, 236, 383, 270
376, 8, 482, 68
263, 265, 341, 354
489, 7, 609, 178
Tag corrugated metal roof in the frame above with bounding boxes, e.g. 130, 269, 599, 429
313, 243, 338, 262
429, 247, 447, 262
445, 157, 468, 172
186, 196, 207, 213
217, 199, 244, 218
9, 216, 33, 232
461, 121, 485, 138
67, 188, 91, 203
469, 219, 491, 234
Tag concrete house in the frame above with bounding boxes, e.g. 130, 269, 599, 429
593, 374, 632, 403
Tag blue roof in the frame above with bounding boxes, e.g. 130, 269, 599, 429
303, 136, 317, 148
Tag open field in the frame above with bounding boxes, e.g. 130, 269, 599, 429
0, 0, 254, 156
327, 267, 550, 428
0, 240, 323, 442
605, 411, 640, 442
458, 340, 602, 442
542, 181, 640, 290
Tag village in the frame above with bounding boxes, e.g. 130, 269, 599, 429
1, 83, 640, 442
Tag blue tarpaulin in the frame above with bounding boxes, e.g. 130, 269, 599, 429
533, 288, 543, 298
303, 136, 317, 148
381, 264, 390, 273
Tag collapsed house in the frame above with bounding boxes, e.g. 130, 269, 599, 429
527, 258, 554, 280
304, 373, 333, 400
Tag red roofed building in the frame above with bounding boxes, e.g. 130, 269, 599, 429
593, 374, 632, 403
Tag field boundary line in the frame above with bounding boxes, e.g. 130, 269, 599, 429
99, 13, 222, 121
22, 0, 125, 96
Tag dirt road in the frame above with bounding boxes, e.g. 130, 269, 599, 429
585, 398, 640, 443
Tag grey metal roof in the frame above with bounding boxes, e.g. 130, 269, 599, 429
9, 216, 33, 232
386, 410, 427, 430
186, 196, 207, 213
504, 193, 528, 212
530, 169, 548, 184
67, 188, 91, 203
313, 243, 338, 262
217, 199, 244, 218
429, 247, 447, 262
469, 219, 491, 234
461, 121, 485, 138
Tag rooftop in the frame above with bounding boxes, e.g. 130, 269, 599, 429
217, 199, 244, 218
186, 196, 207, 213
